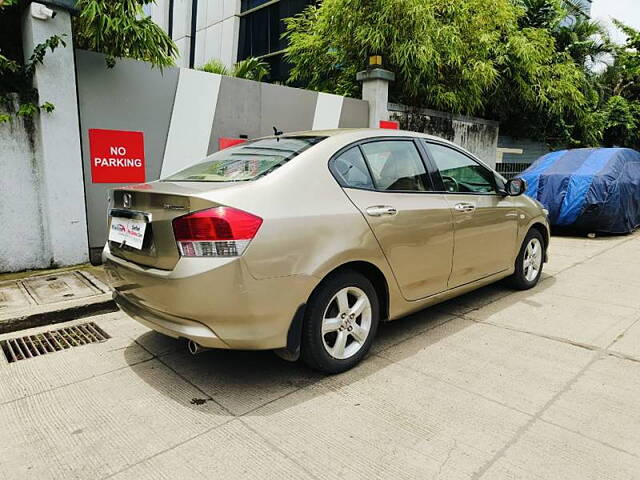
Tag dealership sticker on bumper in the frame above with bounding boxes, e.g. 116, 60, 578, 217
109, 217, 146, 249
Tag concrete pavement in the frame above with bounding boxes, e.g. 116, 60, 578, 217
1, 233, 639, 479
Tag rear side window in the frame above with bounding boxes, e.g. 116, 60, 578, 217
330, 147, 374, 189
360, 141, 431, 192
164, 136, 325, 182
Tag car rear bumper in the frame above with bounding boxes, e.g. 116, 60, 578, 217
102, 245, 317, 350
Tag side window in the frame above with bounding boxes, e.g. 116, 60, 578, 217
329, 147, 374, 189
360, 141, 431, 192
427, 143, 496, 193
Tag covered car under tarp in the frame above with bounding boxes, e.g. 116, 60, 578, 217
519, 148, 640, 233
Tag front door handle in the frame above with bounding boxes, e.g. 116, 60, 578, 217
366, 205, 398, 217
454, 203, 476, 213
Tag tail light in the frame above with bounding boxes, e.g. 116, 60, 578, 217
172, 207, 262, 257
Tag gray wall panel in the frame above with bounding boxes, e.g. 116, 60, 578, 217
75, 50, 179, 250
339, 97, 369, 128
260, 83, 316, 135
208, 75, 262, 154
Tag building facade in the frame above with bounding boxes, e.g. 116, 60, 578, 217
146, 0, 314, 81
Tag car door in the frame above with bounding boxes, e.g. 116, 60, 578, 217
422, 141, 518, 288
330, 139, 454, 301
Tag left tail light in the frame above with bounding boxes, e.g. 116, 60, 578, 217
172, 207, 263, 257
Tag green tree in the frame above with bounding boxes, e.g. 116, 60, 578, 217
516, 0, 563, 29
73, 0, 178, 68
598, 21, 640, 148
284, 0, 596, 146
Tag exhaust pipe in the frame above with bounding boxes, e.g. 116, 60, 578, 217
187, 339, 210, 355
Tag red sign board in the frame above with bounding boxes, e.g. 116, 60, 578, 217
219, 137, 247, 150
89, 129, 145, 183
379, 120, 400, 130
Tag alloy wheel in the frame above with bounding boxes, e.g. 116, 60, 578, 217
523, 237, 542, 282
321, 286, 372, 360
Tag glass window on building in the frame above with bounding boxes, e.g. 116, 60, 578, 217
238, 0, 317, 83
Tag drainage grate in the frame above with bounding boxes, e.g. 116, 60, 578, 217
1, 322, 110, 363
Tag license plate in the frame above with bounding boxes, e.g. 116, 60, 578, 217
109, 217, 147, 250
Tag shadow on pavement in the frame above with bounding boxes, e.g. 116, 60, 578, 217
123, 272, 557, 416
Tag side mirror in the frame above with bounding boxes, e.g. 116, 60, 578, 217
506, 178, 526, 196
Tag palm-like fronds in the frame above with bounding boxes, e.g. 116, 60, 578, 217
198, 57, 270, 81
555, 17, 612, 67
232, 58, 270, 81
199, 59, 230, 75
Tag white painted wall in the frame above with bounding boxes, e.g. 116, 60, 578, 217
312, 93, 344, 130
0, 98, 49, 272
160, 69, 222, 177
0, 6, 91, 272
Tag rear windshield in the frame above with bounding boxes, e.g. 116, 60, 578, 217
163, 136, 325, 182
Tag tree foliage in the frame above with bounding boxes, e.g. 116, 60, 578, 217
73, 0, 177, 68
0, 1, 65, 122
516, 0, 562, 30
598, 21, 640, 149
284, 0, 598, 146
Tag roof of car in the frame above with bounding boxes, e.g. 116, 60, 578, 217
284, 128, 447, 142
254, 128, 492, 168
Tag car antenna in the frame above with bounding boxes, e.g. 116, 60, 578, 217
273, 126, 283, 141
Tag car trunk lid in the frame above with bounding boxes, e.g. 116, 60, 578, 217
108, 182, 229, 270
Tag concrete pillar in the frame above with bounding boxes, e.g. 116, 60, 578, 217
356, 68, 395, 128
22, 2, 89, 267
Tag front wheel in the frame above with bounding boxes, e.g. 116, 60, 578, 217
301, 270, 379, 374
508, 229, 545, 290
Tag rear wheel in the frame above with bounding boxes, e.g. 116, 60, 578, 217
509, 229, 545, 290
302, 270, 379, 373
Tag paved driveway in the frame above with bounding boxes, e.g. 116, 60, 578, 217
1, 233, 640, 479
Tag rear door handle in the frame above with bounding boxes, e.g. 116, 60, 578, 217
366, 205, 398, 217
454, 203, 476, 213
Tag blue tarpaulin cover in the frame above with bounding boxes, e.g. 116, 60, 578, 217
519, 148, 640, 233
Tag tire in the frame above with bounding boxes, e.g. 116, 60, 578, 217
508, 229, 545, 290
301, 270, 379, 374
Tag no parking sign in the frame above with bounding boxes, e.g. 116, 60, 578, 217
89, 129, 146, 183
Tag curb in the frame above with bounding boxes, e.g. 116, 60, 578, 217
0, 268, 118, 336
0, 297, 118, 335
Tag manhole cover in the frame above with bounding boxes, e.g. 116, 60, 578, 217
22, 272, 104, 305
0, 284, 32, 311
1, 322, 110, 363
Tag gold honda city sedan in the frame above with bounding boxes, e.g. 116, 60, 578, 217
103, 129, 549, 373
